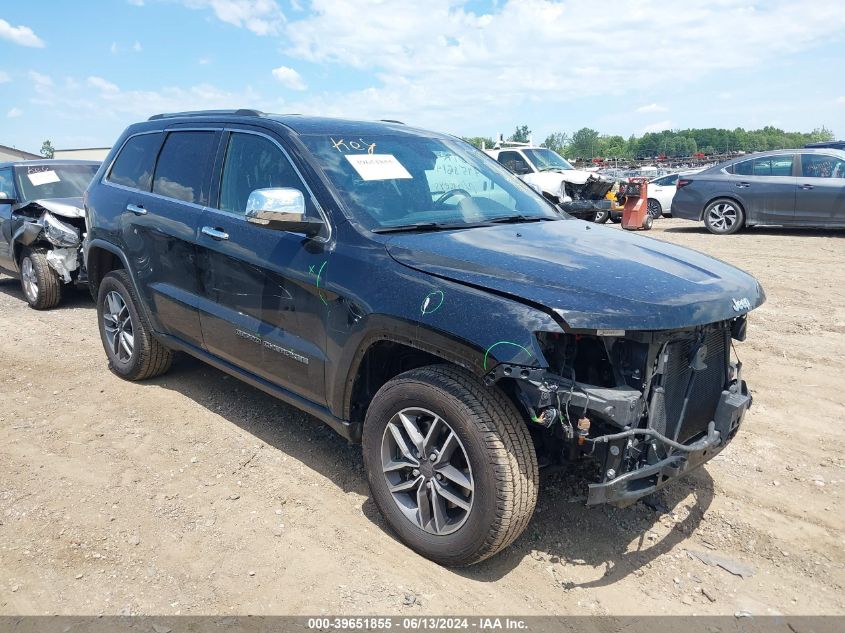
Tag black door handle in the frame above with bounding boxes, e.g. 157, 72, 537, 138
799, 184, 814, 190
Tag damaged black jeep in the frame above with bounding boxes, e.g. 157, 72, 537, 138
0, 160, 99, 309
84, 112, 763, 567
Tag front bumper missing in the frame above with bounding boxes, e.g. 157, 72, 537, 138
586, 386, 751, 506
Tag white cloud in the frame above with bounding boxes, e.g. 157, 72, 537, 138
640, 120, 673, 134
636, 103, 667, 113
111, 41, 143, 54
183, 0, 285, 35
198, 57, 211, 65
271, 65, 306, 90
837, 96, 845, 105
28, 71, 54, 95
275, 0, 845, 133
87, 76, 120, 94
0, 70, 10, 83
65, 75, 263, 120
127, 0, 145, 5
7, 107, 23, 118
0, 18, 45, 47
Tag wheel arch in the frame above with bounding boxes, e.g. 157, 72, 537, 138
85, 240, 127, 296
338, 321, 532, 432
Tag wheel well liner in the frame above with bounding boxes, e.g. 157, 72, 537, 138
86, 243, 126, 294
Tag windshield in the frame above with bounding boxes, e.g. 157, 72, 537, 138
300, 133, 560, 230
14, 164, 99, 203
523, 148, 573, 171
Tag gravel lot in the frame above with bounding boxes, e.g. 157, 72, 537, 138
1, 218, 843, 616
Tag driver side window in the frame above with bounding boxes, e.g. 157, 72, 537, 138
218, 132, 314, 215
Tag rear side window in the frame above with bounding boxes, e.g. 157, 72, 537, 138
497, 151, 533, 175
218, 132, 312, 214
801, 154, 845, 178
733, 155, 793, 177
108, 133, 161, 191
733, 159, 753, 176
152, 131, 217, 205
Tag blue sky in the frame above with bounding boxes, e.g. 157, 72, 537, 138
1, 0, 843, 153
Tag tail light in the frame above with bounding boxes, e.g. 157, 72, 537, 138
677, 179, 692, 190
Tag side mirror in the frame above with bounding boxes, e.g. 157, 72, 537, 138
245, 188, 324, 236
0, 193, 15, 204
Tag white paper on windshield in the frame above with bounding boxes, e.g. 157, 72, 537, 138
27, 170, 61, 186
345, 154, 412, 181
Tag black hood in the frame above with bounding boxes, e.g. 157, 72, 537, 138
385, 219, 765, 331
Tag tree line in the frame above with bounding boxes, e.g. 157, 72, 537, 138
463, 125, 835, 160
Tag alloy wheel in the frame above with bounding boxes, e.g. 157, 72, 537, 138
647, 199, 661, 218
707, 202, 738, 232
21, 257, 38, 303
380, 407, 474, 535
102, 290, 134, 362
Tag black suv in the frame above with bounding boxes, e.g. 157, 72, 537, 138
84, 110, 764, 566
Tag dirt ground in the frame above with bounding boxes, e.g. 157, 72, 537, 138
0, 218, 843, 616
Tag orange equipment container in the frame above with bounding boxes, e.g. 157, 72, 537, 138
620, 178, 653, 230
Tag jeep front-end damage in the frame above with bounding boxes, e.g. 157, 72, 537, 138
12, 200, 86, 284
485, 317, 752, 506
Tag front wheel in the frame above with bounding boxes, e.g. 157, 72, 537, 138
593, 210, 610, 223
19, 247, 62, 310
703, 198, 744, 235
362, 365, 538, 566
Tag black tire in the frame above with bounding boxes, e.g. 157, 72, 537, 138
642, 214, 654, 230
593, 210, 610, 223
703, 198, 744, 235
362, 365, 538, 566
96, 269, 172, 380
647, 198, 662, 218
19, 247, 62, 310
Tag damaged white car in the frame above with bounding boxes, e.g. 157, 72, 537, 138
0, 160, 99, 309
484, 143, 615, 220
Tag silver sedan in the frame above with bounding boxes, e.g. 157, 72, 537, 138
671, 148, 845, 234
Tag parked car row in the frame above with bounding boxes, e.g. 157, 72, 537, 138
0, 110, 767, 567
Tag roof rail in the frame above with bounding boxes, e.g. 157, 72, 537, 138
380, 119, 405, 125
148, 109, 265, 121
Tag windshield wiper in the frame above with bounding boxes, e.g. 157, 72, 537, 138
486, 215, 556, 224
371, 221, 483, 234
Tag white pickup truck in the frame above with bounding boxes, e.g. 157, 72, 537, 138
484, 143, 615, 220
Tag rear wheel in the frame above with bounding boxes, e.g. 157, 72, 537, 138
704, 198, 744, 235
96, 270, 172, 380
363, 365, 538, 566
19, 247, 62, 310
647, 198, 662, 218
593, 210, 610, 223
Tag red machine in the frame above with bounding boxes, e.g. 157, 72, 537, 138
620, 178, 653, 230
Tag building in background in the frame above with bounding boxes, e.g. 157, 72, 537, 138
53, 147, 111, 161
0, 144, 40, 162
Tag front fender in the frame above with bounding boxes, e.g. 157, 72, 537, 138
321, 244, 564, 420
